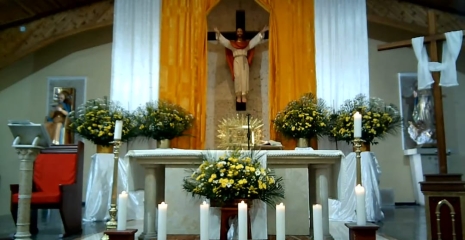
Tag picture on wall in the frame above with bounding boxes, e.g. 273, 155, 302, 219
398, 73, 419, 150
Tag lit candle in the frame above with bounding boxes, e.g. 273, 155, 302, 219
116, 191, 128, 230
157, 202, 167, 240
114, 120, 123, 140
276, 203, 285, 240
355, 184, 366, 225
312, 204, 323, 240
200, 201, 209, 240
353, 112, 362, 138
238, 201, 247, 240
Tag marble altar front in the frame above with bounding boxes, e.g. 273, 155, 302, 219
126, 150, 343, 240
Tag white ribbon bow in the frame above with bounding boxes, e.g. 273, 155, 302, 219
411, 30, 463, 90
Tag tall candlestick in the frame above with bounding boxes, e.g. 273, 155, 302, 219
157, 202, 167, 240
238, 201, 247, 240
116, 191, 128, 230
200, 201, 209, 240
355, 185, 367, 225
312, 204, 323, 240
114, 120, 123, 140
276, 203, 285, 240
353, 112, 362, 138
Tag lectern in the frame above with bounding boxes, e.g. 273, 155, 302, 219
8, 121, 51, 240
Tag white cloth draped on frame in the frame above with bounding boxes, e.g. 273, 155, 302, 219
314, 0, 370, 152
329, 152, 384, 222
412, 30, 463, 90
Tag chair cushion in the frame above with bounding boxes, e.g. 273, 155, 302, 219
33, 153, 77, 193
11, 192, 61, 204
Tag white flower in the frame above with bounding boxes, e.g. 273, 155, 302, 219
226, 183, 232, 188
213, 180, 218, 184
220, 173, 224, 177
255, 170, 261, 176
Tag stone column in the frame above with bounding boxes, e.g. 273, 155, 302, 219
315, 165, 333, 240
14, 148, 40, 240
139, 166, 157, 240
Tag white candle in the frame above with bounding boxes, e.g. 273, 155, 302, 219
157, 202, 167, 240
114, 120, 123, 140
353, 112, 362, 138
355, 184, 367, 225
116, 191, 128, 230
276, 203, 285, 240
312, 204, 323, 240
200, 201, 209, 240
238, 201, 247, 240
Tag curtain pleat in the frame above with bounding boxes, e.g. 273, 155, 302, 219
255, 0, 317, 149
159, 0, 219, 149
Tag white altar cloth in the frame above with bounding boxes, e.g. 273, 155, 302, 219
83, 153, 144, 221
329, 152, 384, 222
126, 149, 344, 240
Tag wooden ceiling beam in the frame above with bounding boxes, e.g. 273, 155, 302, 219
13, 0, 36, 16
367, 14, 429, 35
0, 0, 114, 70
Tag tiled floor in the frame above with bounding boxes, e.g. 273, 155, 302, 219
0, 206, 425, 240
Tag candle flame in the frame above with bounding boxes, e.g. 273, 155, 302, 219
161, 202, 166, 204
241, 201, 245, 204
202, 201, 207, 205
279, 203, 284, 206
121, 191, 127, 194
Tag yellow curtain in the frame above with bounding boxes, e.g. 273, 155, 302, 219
159, 0, 219, 149
255, 0, 317, 150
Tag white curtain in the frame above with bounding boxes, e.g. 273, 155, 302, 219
314, 0, 370, 153
110, 0, 161, 110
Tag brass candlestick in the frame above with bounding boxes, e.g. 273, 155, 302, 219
353, 138, 364, 186
106, 140, 122, 229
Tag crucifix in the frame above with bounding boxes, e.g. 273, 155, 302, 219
207, 10, 269, 111
377, 10, 464, 174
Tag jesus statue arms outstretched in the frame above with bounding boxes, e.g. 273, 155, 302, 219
214, 25, 269, 103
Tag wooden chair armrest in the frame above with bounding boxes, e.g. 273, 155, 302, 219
59, 184, 81, 202
10, 184, 19, 194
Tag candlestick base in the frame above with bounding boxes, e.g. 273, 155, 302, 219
344, 222, 379, 240
103, 229, 138, 240
106, 203, 118, 229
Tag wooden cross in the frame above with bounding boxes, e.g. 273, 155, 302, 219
377, 10, 465, 174
207, 10, 269, 111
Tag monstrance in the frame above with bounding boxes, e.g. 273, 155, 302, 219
217, 114, 264, 149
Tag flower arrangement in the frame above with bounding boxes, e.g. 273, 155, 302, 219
182, 151, 285, 206
329, 94, 402, 145
68, 97, 137, 146
134, 100, 194, 140
273, 93, 330, 139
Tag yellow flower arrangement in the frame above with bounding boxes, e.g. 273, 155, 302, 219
134, 100, 194, 140
329, 94, 402, 145
273, 93, 330, 139
67, 97, 137, 146
182, 151, 285, 206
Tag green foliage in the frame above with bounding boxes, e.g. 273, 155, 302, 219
182, 150, 285, 207
134, 100, 194, 140
273, 93, 331, 139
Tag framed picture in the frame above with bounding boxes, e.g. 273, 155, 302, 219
398, 73, 418, 150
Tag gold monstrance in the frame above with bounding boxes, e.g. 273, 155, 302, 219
217, 114, 264, 149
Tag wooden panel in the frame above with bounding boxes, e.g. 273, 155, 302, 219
427, 196, 463, 240
401, 0, 465, 16
0, 0, 114, 70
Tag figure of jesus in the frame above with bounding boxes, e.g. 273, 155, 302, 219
214, 26, 269, 103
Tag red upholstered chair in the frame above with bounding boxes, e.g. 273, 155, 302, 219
10, 142, 84, 237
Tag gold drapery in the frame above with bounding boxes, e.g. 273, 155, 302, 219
255, 0, 317, 150
159, 0, 219, 149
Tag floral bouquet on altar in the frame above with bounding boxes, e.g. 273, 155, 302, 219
273, 93, 330, 139
329, 94, 402, 145
182, 151, 285, 207
134, 100, 194, 141
67, 97, 137, 146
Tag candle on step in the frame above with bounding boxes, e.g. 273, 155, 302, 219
276, 203, 285, 240
114, 120, 123, 140
116, 191, 128, 230
353, 112, 362, 138
157, 202, 167, 240
355, 184, 367, 225
238, 201, 247, 240
312, 204, 323, 240
200, 201, 209, 240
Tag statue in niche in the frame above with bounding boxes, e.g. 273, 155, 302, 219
407, 82, 436, 146
214, 25, 268, 103
45, 91, 73, 145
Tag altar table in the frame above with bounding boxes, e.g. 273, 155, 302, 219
126, 150, 343, 240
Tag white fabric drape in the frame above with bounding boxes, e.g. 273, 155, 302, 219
110, 0, 161, 110
412, 30, 463, 90
314, 0, 370, 152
